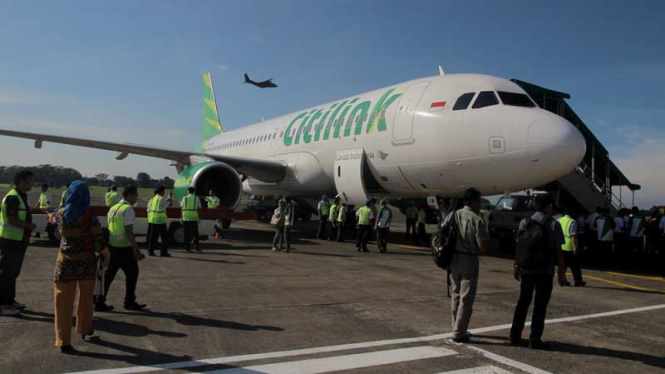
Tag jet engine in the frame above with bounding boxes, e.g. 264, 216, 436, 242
174, 161, 242, 209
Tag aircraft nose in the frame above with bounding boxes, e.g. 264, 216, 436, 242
527, 115, 586, 177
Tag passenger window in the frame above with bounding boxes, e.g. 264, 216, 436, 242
472, 91, 499, 109
452, 92, 475, 111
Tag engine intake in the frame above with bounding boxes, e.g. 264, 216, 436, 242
174, 161, 242, 209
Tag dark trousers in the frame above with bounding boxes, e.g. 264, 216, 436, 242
417, 222, 427, 246
336, 222, 345, 242
183, 221, 200, 251
563, 251, 583, 284
377, 227, 389, 252
0, 240, 27, 305
316, 216, 328, 239
511, 273, 553, 342
100, 246, 139, 305
147, 223, 169, 255
356, 225, 371, 250
327, 221, 337, 240
406, 219, 417, 240
285, 226, 292, 249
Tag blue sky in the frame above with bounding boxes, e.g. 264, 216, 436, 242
0, 1, 663, 207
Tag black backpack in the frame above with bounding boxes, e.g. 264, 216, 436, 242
432, 211, 458, 270
515, 218, 551, 269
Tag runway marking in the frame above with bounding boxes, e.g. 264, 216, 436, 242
606, 271, 665, 282
201, 346, 456, 374
436, 366, 513, 374
61, 303, 665, 374
395, 243, 429, 251
574, 273, 663, 293
467, 347, 552, 374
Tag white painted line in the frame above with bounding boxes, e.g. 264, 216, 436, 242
436, 365, 514, 374
61, 303, 665, 374
467, 346, 552, 374
204, 346, 456, 374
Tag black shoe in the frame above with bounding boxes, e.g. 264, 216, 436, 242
574, 281, 587, 287
509, 337, 523, 346
81, 330, 94, 340
124, 302, 147, 311
356, 246, 361, 252
160, 253, 172, 257
451, 333, 471, 343
94, 303, 114, 312
362, 248, 370, 252
60, 345, 75, 354
528, 339, 550, 350
561, 281, 572, 287
148, 251, 155, 256
186, 248, 193, 253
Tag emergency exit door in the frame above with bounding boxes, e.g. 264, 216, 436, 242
392, 82, 430, 144
333, 148, 369, 205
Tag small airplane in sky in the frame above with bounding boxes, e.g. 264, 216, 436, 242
244, 73, 278, 88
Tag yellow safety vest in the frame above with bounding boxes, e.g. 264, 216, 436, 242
147, 195, 167, 224
105, 191, 119, 207
108, 202, 132, 247
0, 189, 27, 241
357, 206, 372, 225
337, 206, 346, 222
559, 215, 575, 252
329, 204, 338, 222
182, 194, 199, 221
206, 196, 220, 209
39, 193, 49, 209
319, 200, 330, 216
417, 209, 427, 224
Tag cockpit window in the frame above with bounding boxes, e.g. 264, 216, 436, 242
452, 92, 475, 111
472, 91, 499, 109
498, 91, 535, 108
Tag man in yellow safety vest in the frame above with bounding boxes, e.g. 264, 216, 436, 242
0, 170, 37, 316
181, 187, 202, 253
34, 184, 52, 212
356, 200, 374, 252
147, 186, 170, 257
558, 209, 585, 287
104, 185, 120, 207
205, 189, 223, 239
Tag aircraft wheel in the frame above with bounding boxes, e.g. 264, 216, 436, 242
169, 223, 185, 245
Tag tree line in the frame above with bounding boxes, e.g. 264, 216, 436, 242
0, 165, 175, 189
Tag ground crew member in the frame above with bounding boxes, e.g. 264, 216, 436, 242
316, 196, 330, 239
147, 186, 170, 257
205, 189, 223, 239
328, 198, 340, 241
336, 202, 347, 242
181, 187, 202, 253
441, 188, 489, 343
34, 184, 52, 212
585, 207, 601, 254
104, 185, 120, 207
0, 170, 36, 316
95, 185, 146, 312
376, 199, 393, 253
356, 201, 374, 252
405, 204, 418, 241
511, 193, 565, 349
628, 207, 645, 252
558, 210, 585, 287
417, 206, 428, 246
596, 208, 615, 261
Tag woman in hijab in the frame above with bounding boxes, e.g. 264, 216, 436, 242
53, 181, 109, 353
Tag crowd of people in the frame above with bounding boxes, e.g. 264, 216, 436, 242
0, 169, 663, 355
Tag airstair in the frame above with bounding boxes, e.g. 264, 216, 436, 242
512, 80, 640, 214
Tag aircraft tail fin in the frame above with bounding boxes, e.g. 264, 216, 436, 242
244, 73, 251, 83
200, 71, 223, 151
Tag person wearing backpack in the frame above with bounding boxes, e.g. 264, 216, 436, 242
510, 193, 565, 350
440, 188, 489, 343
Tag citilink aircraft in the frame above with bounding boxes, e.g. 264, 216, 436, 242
0, 68, 586, 209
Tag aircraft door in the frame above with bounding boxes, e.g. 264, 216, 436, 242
333, 148, 369, 205
392, 82, 430, 144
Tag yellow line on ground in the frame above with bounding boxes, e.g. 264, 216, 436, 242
606, 271, 665, 282
395, 244, 429, 252
573, 272, 663, 293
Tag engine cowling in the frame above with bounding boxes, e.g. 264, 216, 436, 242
174, 161, 242, 209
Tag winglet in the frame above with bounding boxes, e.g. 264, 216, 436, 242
438, 66, 445, 76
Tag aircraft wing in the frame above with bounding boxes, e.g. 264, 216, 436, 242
0, 129, 286, 183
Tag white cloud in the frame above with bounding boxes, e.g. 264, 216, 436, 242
614, 137, 665, 209
218, 64, 230, 73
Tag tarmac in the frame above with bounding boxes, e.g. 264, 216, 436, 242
0, 219, 664, 374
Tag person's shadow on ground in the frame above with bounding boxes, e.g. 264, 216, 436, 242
110, 309, 284, 332
470, 335, 665, 370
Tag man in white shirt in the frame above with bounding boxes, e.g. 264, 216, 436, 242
375, 199, 393, 253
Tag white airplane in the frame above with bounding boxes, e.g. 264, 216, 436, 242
0, 68, 586, 209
